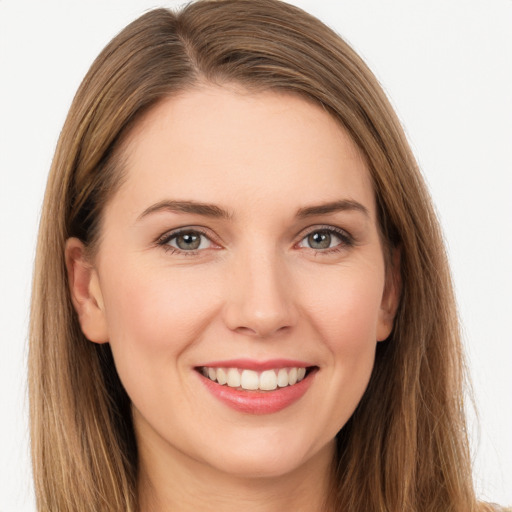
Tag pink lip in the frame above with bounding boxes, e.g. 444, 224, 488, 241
197, 366, 317, 415
199, 358, 312, 371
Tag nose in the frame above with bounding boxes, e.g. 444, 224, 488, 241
223, 248, 297, 338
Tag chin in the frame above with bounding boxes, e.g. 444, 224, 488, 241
206, 454, 308, 480
199, 430, 334, 480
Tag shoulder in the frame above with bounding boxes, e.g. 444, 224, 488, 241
489, 505, 512, 512
477, 503, 512, 512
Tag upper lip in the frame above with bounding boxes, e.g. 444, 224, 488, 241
197, 358, 314, 371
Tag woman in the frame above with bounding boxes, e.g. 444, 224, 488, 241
28, 0, 507, 510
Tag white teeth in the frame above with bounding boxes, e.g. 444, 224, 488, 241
277, 368, 289, 387
241, 370, 259, 390
202, 366, 309, 390
259, 370, 278, 391
216, 367, 227, 385
227, 368, 241, 388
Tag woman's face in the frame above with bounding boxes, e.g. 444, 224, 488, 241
70, 85, 398, 480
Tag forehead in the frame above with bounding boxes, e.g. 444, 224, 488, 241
109, 84, 375, 222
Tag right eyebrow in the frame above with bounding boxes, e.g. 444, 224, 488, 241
136, 200, 233, 222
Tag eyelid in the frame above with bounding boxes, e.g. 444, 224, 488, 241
154, 224, 355, 255
295, 224, 355, 250
155, 226, 221, 252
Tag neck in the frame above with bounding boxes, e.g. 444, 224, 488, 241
137, 431, 334, 512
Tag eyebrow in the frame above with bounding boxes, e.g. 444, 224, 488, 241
296, 200, 370, 219
137, 200, 232, 221
137, 198, 369, 222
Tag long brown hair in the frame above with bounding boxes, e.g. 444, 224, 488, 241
29, 1, 487, 510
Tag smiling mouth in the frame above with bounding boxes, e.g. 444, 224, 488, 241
197, 366, 316, 392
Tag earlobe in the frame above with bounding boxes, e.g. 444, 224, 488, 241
377, 248, 401, 342
65, 238, 109, 344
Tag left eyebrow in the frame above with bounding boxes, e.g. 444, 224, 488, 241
296, 200, 370, 219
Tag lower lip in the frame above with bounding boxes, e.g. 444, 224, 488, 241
198, 370, 316, 414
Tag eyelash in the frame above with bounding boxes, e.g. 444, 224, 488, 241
296, 225, 355, 254
155, 225, 355, 256
156, 227, 215, 256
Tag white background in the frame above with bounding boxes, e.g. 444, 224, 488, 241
1, 1, 511, 510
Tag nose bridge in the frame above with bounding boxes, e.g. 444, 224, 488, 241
224, 241, 296, 337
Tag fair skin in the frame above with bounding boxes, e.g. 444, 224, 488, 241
66, 85, 398, 512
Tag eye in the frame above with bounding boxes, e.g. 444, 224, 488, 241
158, 229, 214, 253
297, 227, 352, 251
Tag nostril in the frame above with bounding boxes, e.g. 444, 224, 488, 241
233, 324, 292, 338
234, 326, 258, 336
222, 272, 298, 337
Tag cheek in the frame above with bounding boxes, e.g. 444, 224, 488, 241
98, 260, 226, 429
299, 262, 385, 427
99, 259, 222, 369
303, 262, 386, 354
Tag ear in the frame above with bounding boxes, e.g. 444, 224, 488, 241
65, 237, 109, 344
377, 247, 401, 342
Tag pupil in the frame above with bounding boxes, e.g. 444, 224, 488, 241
177, 232, 200, 250
309, 231, 331, 249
